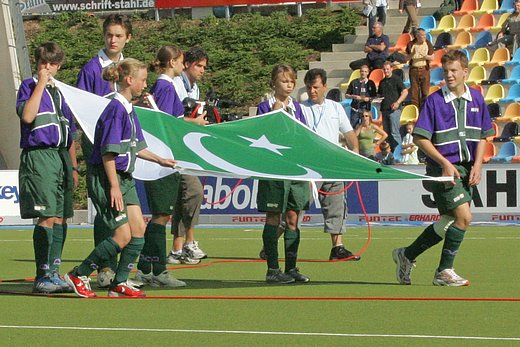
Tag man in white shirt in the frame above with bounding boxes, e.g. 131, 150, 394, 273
173, 46, 208, 101
301, 68, 362, 261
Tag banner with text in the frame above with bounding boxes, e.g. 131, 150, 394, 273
18, 0, 155, 15
155, 0, 347, 8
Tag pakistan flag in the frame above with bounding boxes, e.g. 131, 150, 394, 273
56, 80, 431, 182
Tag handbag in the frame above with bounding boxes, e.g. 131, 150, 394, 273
362, 4, 373, 17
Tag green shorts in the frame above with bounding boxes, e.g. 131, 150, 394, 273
256, 180, 310, 213
425, 163, 473, 215
19, 147, 73, 219
144, 173, 181, 216
87, 165, 140, 230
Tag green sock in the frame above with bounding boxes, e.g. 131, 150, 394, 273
93, 216, 117, 271
138, 222, 167, 275
114, 237, 145, 285
284, 227, 300, 272
262, 224, 279, 269
33, 225, 53, 279
438, 225, 466, 272
48, 224, 66, 273
76, 237, 121, 277
404, 224, 443, 261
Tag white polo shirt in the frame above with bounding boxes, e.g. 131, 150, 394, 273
301, 99, 353, 145
173, 72, 200, 101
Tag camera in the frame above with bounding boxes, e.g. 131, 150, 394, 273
182, 89, 244, 124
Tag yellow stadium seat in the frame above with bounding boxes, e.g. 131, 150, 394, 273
469, 47, 491, 67
483, 47, 511, 68
428, 85, 441, 95
340, 69, 361, 91
484, 84, 505, 103
451, 14, 475, 33
431, 15, 456, 35
400, 104, 419, 126
491, 13, 511, 33
447, 31, 473, 49
474, 0, 499, 15
466, 65, 487, 85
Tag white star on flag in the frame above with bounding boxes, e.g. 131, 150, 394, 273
239, 134, 291, 156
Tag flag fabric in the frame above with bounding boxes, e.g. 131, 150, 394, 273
56, 80, 436, 182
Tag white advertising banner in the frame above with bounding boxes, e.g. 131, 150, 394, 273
0, 170, 25, 224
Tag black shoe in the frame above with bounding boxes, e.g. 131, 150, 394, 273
329, 245, 361, 261
286, 268, 310, 283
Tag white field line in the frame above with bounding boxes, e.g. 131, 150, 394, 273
0, 325, 519, 341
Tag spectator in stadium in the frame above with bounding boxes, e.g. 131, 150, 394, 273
344, 64, 377, 127
487, 0, 520, 53
399, 0, 418, 34
256, 64, 310, 284
374, 141, 395, 164
355, 110, 388, 159
406, 28, 434, 109
165, 47, 210, 265
392, 50, 494, 287
76, 14, 133, 289
134, 45, 196, 289
401, 123, 420, 164
302, 68, 361, 262
17, 42, 78, 294
65, 59, 177, 298
350, 22, 389, 71
378, 61, 408, 151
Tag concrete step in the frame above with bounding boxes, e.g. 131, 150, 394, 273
320, 51, 366, 62
309, 60, 353, 71
332, 42, 367, 52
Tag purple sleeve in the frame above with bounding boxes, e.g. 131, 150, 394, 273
152, 80, 184, 117
76, 64, 95, 91
98, 103, 124, 153
16, 79, 34, 116
256, 101, 271, 115
294, 102, 307, 126
413, 93, 436, 139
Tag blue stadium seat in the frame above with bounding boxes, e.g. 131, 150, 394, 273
490, 141, 518, 162
433, 32, 453, 50
502, 65, 520, 85
430, 67, 445, 85
393, 144, 404, 163
505, 48, 520, 67
500, 84, 520, 103
494, 0, 514, 14
467, 31, 493, 49
419, 16, 437, 33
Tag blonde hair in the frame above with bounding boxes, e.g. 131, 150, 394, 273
270, 64, 296, 88
150, 45, 183, 73
103, 58, 147, 85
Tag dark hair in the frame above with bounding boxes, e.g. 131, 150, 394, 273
441, 50, 469, 69
304, 68, 327, 86
102, 14, 132, 36
184, 46, 209, 66
150, 45, 183, 73
103, 58, 147, 84
34, 41, 65, 65
270, 64, 296, 87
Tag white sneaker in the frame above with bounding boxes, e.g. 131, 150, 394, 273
433, 268, 470, 287
127, 278, 145, 288
183, 240, 207, 259
151, 271, 187, 288
167, 251, 201, 265
135, 270, 154, 286
392, 248, 415, 285
97, 267, 115, 288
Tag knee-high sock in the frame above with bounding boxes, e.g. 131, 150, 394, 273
262, 224, 279, 269
438, 225, 466, 272
49, 223, 66, 273
93, 215, 117, 271
33, 225, 53, 279
75, 237, 121, 277
404, 224, 443, 261
284, 227, 300, 272
114, 237, 145, 285
138, 222, 167, 275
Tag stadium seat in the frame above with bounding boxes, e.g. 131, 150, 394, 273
502, 65, 520, 85
340, 69, 361, 91
494, 122, 519, 142
484, 84, 505, 103
481, 65, 507, 85
430, 67, 445, 85
326, 88, 342, 102
505, 48, 520, 67
474, 0, 499, 15
460, 48, 471, 60
371, 104, 382, 126
482, 141, 497, 162
419, 16, 437, 33
451, 14, 475, 33
428, 85, 441, 95
466, 65, 486, 85
468, 47, 490, 67
454, 0, 478, 15
430, 49, 446, 68
483, 47, 511, 68
500, 84, 520, 103
467, 31, 493, 49
503, 103, 520, 121
487, 122, 500, 142
447, 31, 473, 49
471, 84, 484, 96
490, 141, 518, 162
389, 33, 412, 53
426, 32, 433, 44
431, 15, 456, 35
491, 13, 512, 33
369, 68, 385, 88
393, 144, 404, 163
470, 13, 496, 32
400, 104, 419, 125
487, 102, 502, 119
495, 0, 514, 14
340, 98, 352, 107
433, 32, 453, 50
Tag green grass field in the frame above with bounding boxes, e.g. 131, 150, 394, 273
0, 225, 519, 346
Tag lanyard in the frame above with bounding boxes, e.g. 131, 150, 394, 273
310, 103, 326, 131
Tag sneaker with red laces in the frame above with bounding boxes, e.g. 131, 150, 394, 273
108, 281, 146, 297
64, 270, 96, 298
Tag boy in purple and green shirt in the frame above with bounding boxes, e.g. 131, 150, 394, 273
392, 50, 494, 287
